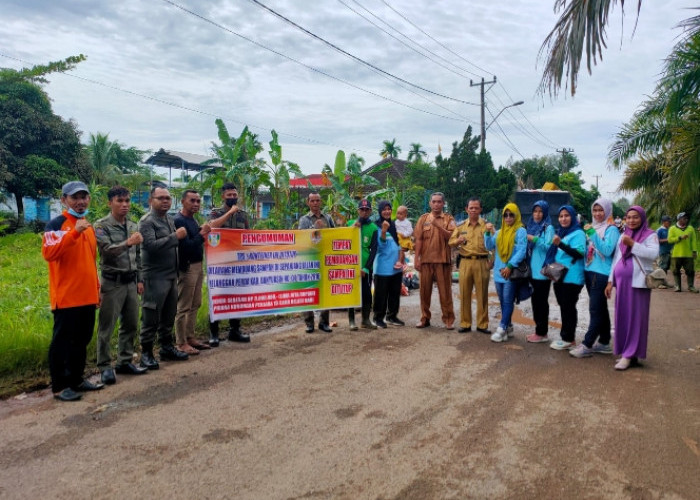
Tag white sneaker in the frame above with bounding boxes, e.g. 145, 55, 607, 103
550, 340, 574, 350
491, 327, 508, 343
506, 325, 514, 338
569, 344, 593, 358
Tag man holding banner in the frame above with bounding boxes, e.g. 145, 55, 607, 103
298, 192, 335, 333
207, 183, 251, 345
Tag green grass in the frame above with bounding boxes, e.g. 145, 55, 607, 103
0, 233, 53, 394
0, 233, 272, 398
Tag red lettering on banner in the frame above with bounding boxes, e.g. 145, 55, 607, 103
331, 284, 353, 294
332, 239, 352, 251
325, 255, 358, 265
211, 290, 319, 313
328, 268, 356, 280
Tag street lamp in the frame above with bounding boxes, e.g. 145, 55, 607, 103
481, 100, 524, 151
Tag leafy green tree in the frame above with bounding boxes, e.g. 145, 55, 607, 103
263, 130, 304, 229
407, 142, 427, 162
380, 138, 402, 159
320, 151, 389, 225
196, 120, 270, 218
435, 126, 516, 215
0, 55, 87, 223
507, 155, 561, 189
558, 171, 601, 217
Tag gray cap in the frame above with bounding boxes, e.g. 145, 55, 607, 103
661, 215, 671, 222
677, 212, 687, 221
62, 181, 89, 196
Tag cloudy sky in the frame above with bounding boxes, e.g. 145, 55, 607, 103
1, 0, 693, 198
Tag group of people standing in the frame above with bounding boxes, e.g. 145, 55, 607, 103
43, 181, 694, 401
411, 192, 683, 372
43, 181, 250, 402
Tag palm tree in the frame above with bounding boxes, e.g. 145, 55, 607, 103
608, 15, 700, 217
380, 139, 402, 159
407, 142, 427, 163
85, 132, 118, 184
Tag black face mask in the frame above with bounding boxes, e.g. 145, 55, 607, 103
225, 198, 238, 207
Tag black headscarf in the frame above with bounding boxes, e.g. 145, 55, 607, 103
376, 200, 399, 244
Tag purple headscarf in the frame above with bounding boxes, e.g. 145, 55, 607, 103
620, 205, 655, 260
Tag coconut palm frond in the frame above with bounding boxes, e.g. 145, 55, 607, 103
538, 0, 640, 97
608, 113, 669, 167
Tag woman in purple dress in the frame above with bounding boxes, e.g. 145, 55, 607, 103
605, 206, 659, 370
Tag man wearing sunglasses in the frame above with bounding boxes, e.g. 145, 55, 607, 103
449, 197, 491, 334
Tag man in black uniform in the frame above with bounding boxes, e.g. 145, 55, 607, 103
207, 183, 251, 345
138, 186, 190, 368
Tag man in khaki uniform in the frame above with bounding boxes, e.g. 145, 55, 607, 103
414, 192, 456, 330
449, 197, 491, 334
94, 186, 149, 384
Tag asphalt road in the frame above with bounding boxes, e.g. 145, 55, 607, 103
0, 281, 698, 499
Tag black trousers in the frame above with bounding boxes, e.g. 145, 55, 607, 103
553, 282, 583, 342
373, 272, 402, 321
210, 318, 241, 336
583, 271, 611, 347
348, 271, 374, 321
529, 278, 551, 336
49, 305, 96, 392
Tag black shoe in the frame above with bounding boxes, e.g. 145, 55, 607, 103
115, 362, 148, 375
386, 317, 405, 326
159, 345, 189, 361
361, 320, 378, 330
374, 319, 388, 329
140, 352, 160, 370
476, 328, 492, 334
305, 324, 315, 333
318, 323, 332, 333
458, 327, 472, 333
54, 388, 82, 402
101, 368, 116, 385
228, 330, 251, 343
74, 380, 105, 392
208, 335, 220, 347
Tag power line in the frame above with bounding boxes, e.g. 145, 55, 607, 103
497, 82, 560, 149
487, 90, 558, 150
379, 0, 492, 76
159, 0, 471, 122
245, 0, 478, 106
486, 106, 525, 159
339, 0, 482, 80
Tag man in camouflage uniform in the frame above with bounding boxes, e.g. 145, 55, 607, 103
94, 186, 148, 385
207, 183, 251, 345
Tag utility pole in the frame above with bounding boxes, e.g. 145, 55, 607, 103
471, 76, 497, 151
557, 148, 574, 172
592, 174, 602, 190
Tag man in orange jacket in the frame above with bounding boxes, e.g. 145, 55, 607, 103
42, 181, 103, 401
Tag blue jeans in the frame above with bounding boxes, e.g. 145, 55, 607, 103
583, 271, 610, 348
495, 281, 516, 329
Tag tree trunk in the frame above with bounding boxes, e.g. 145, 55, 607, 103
11, 190, 25, 226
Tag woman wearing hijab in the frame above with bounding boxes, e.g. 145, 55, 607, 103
484, 203, 528, 342
544, 205, 586, 351
571, 198, 620, 358
372, 200, 405, 328
525, 201, 556, 343
605, 206, 659, 370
